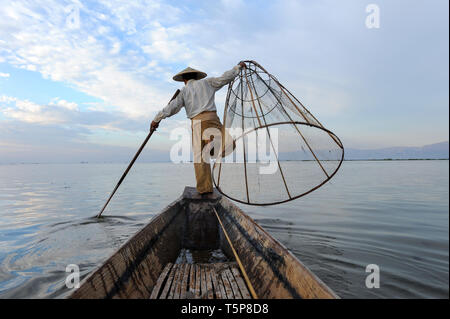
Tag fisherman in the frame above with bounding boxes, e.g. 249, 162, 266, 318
150, 62, 247, 195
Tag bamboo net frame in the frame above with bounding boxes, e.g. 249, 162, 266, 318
212, 61, 344, 206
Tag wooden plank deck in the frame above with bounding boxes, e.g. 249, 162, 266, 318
150, 262, 252, 299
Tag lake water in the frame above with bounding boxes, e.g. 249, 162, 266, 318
0, 160, 448, 298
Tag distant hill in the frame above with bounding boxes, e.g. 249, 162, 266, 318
2, 141, 447, 164
344, 141, 449, 160
279, 141, 449, 161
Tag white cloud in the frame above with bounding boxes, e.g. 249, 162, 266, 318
0, 94, 151, 147
0, 0, 359, 153
0, 95, 122, 129
0, 0, 185, 119
140, 22, 195, 63
49, 98, 79, 111
0, 96, 17, 103
1, 95, 70, 124
0, 0, 250, 122
0, 0, 447, 154
109, 41, 121, 54
0, 72, 10, 78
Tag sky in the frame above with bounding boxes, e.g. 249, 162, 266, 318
0, 0, 448, 163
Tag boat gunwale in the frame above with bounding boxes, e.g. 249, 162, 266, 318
218, 197, 339, 299
69, 194, 186, 298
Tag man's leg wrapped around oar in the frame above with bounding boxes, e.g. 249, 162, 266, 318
192, 111, 235, 194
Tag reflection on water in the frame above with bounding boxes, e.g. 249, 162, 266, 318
0, 161, 448, 298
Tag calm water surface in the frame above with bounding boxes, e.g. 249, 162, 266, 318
0, 161, 448, 298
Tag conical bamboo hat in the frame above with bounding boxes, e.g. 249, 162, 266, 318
173, 67, 207, 82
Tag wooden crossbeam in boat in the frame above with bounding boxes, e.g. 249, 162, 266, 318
150, 262, 252, 299
194, 264, 201, 298
149, 263, 173, 299
231, 267, 251, 299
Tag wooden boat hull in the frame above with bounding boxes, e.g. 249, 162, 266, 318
70, 187, 338, 299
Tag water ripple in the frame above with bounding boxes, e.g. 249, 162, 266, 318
0, 161, 448, 298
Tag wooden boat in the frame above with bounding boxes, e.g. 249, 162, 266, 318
70, 187, 338, 299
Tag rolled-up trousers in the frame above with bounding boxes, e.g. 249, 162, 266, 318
191, 111, 235, 194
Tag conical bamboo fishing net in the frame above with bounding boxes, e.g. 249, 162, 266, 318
212, 60, 344, 206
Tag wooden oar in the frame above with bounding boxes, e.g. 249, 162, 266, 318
97, 89, 181, 218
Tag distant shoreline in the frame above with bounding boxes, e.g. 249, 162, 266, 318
343, 158, 449, 161
0, 158, 448, 165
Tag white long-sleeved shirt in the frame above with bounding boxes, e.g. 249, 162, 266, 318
153, 65, 241, 122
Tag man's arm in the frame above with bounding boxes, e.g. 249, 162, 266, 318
207, 62, 246, 90
150, 91, 184, 131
